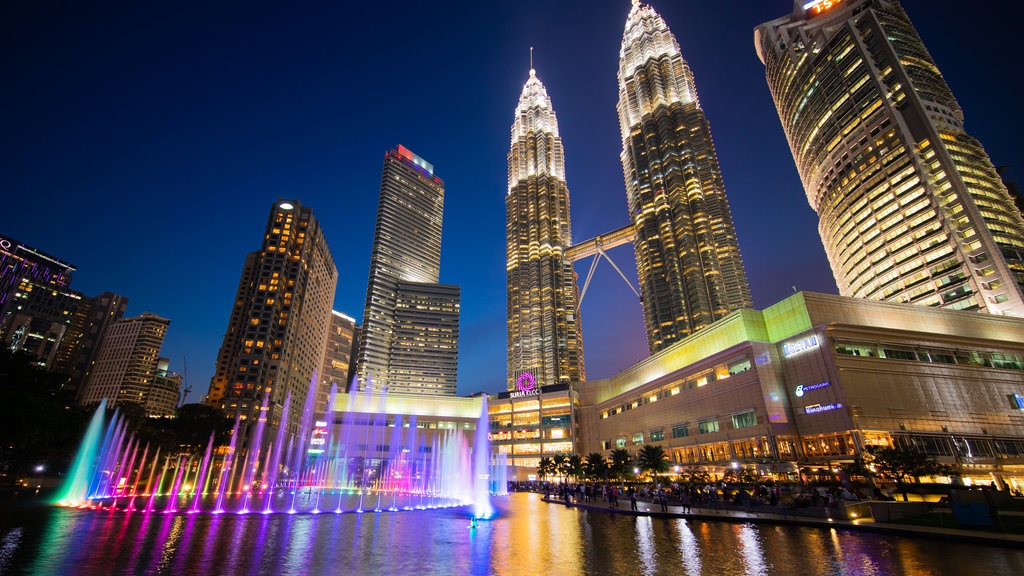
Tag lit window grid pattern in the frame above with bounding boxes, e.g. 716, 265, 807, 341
207, 200, 337, 434
756, 0, 1024, 316
79, 313, 175, 416
356, 147, 449, 394
387, 281, 460, 396
506, 69, 585, 391
618, 2, 752, 353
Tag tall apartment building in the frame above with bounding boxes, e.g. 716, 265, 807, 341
78, 312, 181, 417
207, 200, 338, 437
755, 0, 1024, 315
0, 233, 79, 368
318, 310, 358, 412
354, 146, 460, 395
617, 2, 753, 353
52, 291, 129, 396
506, 67, 585, 391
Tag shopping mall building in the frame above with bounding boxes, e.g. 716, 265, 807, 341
490, 292, 1024, 492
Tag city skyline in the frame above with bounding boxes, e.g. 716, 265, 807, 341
3, 1, 1019, 401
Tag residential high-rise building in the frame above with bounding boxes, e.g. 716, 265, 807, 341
617, 1, 753, 353
207, 200, 338, 437
318, 310, 358, 411
52, 291, 129, 396
755, 0, 1024, 315
78, 312, 180, 417
0, 233, 79, 368
354, 145, 459, 395
506, 67, 585, 391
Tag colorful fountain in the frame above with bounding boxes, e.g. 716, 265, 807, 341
56, 378, 496, 518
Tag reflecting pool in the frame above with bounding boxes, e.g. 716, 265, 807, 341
2, 493, 1022, 575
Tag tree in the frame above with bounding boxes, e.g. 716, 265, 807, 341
0, 349, 90, 480
584, 453, 608, 482
552, 453, 568, 479
637, 445, 670, 480
609, 448, 632, 482
868, 446, 949, 501
564, 454, 584, 481
537, 456, 556, 481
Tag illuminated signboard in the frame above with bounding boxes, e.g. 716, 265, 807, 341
803, 0, 844, 17
794, 381, 830, 397
804, 402, 843, 414
308, 422, 328, 453
783, 335, 819, 357
510, 371, 541, 399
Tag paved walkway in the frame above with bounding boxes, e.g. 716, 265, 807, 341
540, 496, 1024, 548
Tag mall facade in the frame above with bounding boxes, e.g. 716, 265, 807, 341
491, 292, 1024, 492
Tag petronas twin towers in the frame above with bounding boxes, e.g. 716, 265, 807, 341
506, 1, 751, 390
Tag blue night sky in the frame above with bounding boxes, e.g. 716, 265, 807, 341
2, 1, 1020, 401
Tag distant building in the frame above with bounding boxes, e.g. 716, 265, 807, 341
318, 310, 358, 411
354, 146, 459, 395
0, 232, 79, 368
78, 312, 181, 417
755, 0, 1024, 315
506, 67, 585, 392
207, 200, 338, 440
617, 2, 753, 352
52, 291, 129, 396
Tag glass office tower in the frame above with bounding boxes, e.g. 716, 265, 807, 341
755, 0, 1024, 315
506, 67, 585, 391
355, 145, 459, 395
618, 1, 753, 352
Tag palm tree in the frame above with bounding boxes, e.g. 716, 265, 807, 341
566, 454, 584, 481
553, 453, 569, 480
537, 456, 556, 481
609, 448, 632, 482
584, 453, 608, 482
637, 445, 670, 480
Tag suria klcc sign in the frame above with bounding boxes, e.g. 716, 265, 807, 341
509, 371, 541, 399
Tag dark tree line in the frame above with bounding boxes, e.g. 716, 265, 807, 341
1, 350, 231, 483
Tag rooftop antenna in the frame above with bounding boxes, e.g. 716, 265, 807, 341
530, 46, 534, 71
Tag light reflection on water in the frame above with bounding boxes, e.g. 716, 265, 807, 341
2, 493, 1023, 575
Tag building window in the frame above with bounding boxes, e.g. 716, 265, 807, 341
631, 432, 644, 445
651, 429, 665, 442
698, 419, 719, 434
672, 424, 689, 438
731, 410, 757, 429
616, 437, 627, 449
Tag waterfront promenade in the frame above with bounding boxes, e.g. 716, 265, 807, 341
541, 494, 1024, 548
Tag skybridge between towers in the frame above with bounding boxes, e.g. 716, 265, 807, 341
565, 223, 639, 303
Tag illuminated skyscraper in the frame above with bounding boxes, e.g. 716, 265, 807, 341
756, 0, 1024, 315
354, 145, 459, 395
617, 1, 752, 352
506, 67, 586, 391
0, 232, 79, 368
78, 312, 181, 417
207, 200, 337, 436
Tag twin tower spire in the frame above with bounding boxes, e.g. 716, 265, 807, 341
505, 2, 752, 391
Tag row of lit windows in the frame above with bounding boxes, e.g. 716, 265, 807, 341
834, 338, 1024, 370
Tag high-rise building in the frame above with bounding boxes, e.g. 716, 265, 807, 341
318, 310, 358, 410
53, 291, 129, 396
755, 0, 1024, 315
78, 312, 181, 417
0, 233, 79, 368
506, 67, 585, 391
207, 200, 338, 436
617, 1, 753, 353
389, 281, 460, 395
354, 145, 459, 395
